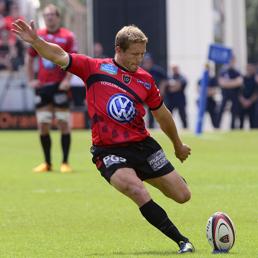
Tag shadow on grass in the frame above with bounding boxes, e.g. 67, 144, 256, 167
84, 249, 177, 257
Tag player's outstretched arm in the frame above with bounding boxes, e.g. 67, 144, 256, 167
12, 19, 69, 68
152, 103, 191, 163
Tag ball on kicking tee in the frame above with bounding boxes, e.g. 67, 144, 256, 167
206, 211, 236, 253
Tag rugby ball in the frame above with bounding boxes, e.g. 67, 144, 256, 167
206, 212, 236, 253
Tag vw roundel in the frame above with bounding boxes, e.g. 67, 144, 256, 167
107, 94, 136, 123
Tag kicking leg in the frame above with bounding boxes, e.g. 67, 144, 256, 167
110, 168, 194, 253
146, 170, 191, 204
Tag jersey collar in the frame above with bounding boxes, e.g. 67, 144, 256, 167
112, 59, 131, 73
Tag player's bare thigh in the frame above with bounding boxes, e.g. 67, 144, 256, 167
145, 170, 191, 204
110, 167, 151, 207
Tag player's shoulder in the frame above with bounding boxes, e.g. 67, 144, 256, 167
58, 27, 75, 37
137, 66, 154, 81
37, 28, 47, 35
92, 57, 114, 71
71, 54, 112, 66
86, 57, 113, 67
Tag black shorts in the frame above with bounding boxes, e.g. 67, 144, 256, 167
91, 136, 175, 182
35, 83, 70, 109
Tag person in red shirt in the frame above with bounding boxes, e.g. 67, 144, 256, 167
12, 19, 194, 253
25, 4, 77, 173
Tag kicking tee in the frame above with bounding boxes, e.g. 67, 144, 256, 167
66, 55, 163, 146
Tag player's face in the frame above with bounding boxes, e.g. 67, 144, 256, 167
43, 7, 60, 32
117, 42, 146, 72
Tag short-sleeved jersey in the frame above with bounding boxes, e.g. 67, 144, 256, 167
28, 28, 77, 86
66, 54, 163, 146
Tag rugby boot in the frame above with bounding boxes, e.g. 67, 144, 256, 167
60, 163, 72, 173
178, 241, 195, 254
33, 163, 52, 173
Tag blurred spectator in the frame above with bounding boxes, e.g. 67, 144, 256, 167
0, 28, 16, 70
93, 42, 107, 58
255, 73, 258, 128
0, 0, 7, 16
197, 63, 219, 128
70, 74, 86, 107
141, 52, 167, 128
0, 0, 9, 70
238, 64, 258, 129
164, 65, 188, 129
70, 74, 90, 129
217, 56, 243, 129
0, 1, 24, 71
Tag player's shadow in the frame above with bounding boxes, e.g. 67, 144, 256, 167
84, 249, 177, 257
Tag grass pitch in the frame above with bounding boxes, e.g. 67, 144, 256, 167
0, 130, 257, 258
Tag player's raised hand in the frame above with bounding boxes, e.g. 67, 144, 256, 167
174, 143, 191, 163
11, 19, 38, 44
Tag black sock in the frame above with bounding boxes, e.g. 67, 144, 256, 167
139, 199, 188, 245
61, 133, 71, 163
40, 134, 51, 165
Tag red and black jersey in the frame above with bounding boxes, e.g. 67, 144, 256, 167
66, 54, 163, 146
28, 27, 77, 86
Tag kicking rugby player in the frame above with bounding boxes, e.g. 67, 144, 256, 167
13, 19, 194, 253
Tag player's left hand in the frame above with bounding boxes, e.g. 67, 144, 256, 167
59, 79, 70, 91
12, 19, 38, 44
175, 144, 191, 163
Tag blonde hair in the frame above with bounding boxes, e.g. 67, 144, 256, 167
43, 4, 61, 17
115, 25, 148, 51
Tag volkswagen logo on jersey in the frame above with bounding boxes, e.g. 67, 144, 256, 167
107, 94, 136, 123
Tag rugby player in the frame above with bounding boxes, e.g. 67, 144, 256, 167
13, 19, 194, 253
25, 4, 77, 173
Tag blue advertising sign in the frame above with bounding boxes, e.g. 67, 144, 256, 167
208, 44, 232, 64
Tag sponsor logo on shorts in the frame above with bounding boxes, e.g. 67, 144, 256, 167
100, 63, 118, 75
107, 94, 136, 123
147, 149, 169, 171
103, 155, 127, 168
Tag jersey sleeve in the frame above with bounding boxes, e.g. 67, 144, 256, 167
145, 78, 163, 110
65, 53, 94, 83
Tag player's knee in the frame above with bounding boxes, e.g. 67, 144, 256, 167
177, 189, 191, 204
126, 184, 150, 202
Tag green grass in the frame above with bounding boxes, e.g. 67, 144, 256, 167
0, 130, 257, 258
